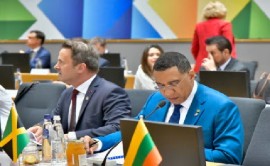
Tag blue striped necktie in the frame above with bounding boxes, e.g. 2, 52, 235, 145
169, 104, 182, 124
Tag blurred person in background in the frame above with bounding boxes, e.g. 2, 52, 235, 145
89, 37, 110, 67
191, 1, 236, 73
134, 44, 164, 90
25, 30, 51, 69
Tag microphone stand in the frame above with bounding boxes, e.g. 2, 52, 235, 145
100, 141, 121, 166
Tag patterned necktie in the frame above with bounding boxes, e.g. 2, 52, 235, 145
69, 89, 79, 131
169, 104, 182, 124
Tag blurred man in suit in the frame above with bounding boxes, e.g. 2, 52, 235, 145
28, 40, 131, 142
83, 52, 244, 164
89, 37, 110, 67
201, 35, 247, 72
25, 30, 51, 69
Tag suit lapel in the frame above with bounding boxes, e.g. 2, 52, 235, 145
184, 84, 206, 125
76, 76, 100, 127
62, 88, 73, 132
224, 58, 235, 70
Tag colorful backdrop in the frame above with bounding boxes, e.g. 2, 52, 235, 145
0, 0, 269, 40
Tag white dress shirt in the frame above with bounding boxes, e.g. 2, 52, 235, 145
68, 75, 97, 139
165, 81, 198, 124
134, 65, 157, 90
0, 85, 12, 136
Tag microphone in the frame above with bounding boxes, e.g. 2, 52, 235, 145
144, 100, 166, 119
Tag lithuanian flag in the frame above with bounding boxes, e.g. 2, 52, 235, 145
124, 118, 162, 166
0, 105, 30, 162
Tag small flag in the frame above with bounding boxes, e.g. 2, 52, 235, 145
0, 105, 30, 162
124, 119, 162, 166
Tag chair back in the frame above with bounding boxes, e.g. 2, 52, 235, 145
15, 82, 66, 128
242, 60, 258, 80
230, 97, 265, 159
243, 107, 270, 166
125, 89, 155, 117
102, 53, 121, 67
98, 67, 125, 88
0, 64, 15, 89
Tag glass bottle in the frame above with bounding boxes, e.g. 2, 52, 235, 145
51, 115, 66, 165
14, 68, 22, 90
42, 114, 52, 163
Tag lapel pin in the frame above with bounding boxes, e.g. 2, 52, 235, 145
85, 96, 89, 101
194, 109, 200, 116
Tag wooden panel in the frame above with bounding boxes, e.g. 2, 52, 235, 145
21, 73, 59, 83
125, 74, 135, 89
21, 73, 135, 89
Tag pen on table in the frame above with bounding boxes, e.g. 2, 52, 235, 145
89, 140, 99, 147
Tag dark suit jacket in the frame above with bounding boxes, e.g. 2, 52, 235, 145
99, 57, 110, 67
197, 58, 249, 81
191, 18, 236, 72
52, 76, 131, 138
26, 47, 51, 68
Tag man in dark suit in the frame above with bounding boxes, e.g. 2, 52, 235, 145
195, 35, 248, 81
201, 35, 247, 72
89, 37, 110, 67
25, 30, 51, 69
29, 40, 131, 142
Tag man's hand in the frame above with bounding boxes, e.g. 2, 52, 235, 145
27, 126, 43, 144
201, 54, 217, 71
80, 136, 98, 154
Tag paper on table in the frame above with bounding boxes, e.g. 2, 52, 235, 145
87, 141, 124, 165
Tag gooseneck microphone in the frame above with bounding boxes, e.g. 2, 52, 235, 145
144, 100, 166, 119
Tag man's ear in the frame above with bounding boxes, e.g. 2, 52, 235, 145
77, 63, 87, 73
189, 70, 196, 79
223, 49, 230, 56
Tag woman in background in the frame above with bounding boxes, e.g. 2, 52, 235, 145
191, 1, 236, 73
134, 44, 164, 90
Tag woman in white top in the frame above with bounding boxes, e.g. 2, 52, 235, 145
0, 85, 12, 137
134, 45, 164, 90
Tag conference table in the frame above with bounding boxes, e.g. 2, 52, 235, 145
0, 152, 229, 166
20, 73, 135, 89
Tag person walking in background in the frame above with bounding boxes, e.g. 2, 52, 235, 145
134, 44, 164, 90
191, 1, 236, 73
89, 37, 110, 67
25, 30, 51, 69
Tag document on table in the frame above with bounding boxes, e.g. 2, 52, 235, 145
87, 141, 124, 165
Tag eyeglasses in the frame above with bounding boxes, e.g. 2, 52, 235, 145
155, 75, 186, 91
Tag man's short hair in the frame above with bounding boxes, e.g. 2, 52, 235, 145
62, 40, 99, 72
205, 36, 232, 53
153, 52, 191, 74
30, 30, 45, 45
89, 37, 106, 47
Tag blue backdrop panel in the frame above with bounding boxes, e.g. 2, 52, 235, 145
83, 0, 132, 38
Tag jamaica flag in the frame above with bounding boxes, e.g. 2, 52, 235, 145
0, 105, 30, 162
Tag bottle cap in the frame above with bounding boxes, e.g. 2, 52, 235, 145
44, 114, 51, 120
53, 115, 61, 121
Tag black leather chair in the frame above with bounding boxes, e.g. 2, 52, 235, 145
0, 64, 15, 89
14, 82, 66, 128
98, 67, 125, 88
230, 97, 265, 160
243, 107, 270, 166
125, 89, 155, 117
